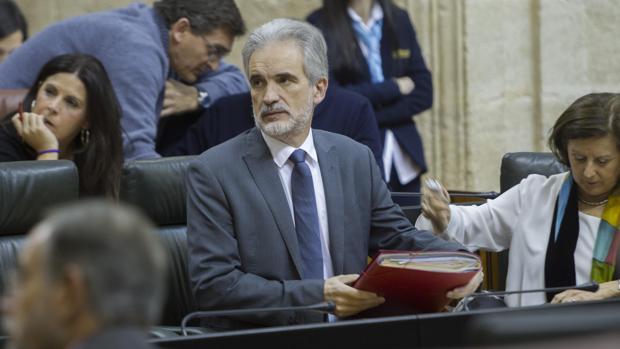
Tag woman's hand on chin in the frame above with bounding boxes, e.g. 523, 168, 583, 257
12, 113, 59, 159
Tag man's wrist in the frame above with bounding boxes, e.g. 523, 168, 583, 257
197, 89, 209, 107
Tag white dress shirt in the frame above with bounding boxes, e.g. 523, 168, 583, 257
261, 130, 334, 280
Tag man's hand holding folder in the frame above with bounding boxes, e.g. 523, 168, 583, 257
352, 251, 484, 315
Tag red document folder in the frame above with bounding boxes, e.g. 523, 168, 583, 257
353, 250, 481, 314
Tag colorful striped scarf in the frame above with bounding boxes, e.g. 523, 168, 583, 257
554, 174, 620, 282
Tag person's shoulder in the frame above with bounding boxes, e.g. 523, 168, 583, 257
519, 171, 569, 190
306, 7, 324, 25
328, 86, 368, 103
387, 3, 416, 29
214, 92, 252, 109
63, 4, 159, 41
314, 129, 369, 152
388, 3, 410, 18
319, 86, 372, 115
195, 128, 254, 164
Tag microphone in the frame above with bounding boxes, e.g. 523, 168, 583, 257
180, 301, 336, 336
390, 191, 500, 200
455, 282, 599, 311
391, 191, 500, 210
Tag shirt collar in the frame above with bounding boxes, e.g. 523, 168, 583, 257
347, 2, 384, 32
261, 129, 318, 168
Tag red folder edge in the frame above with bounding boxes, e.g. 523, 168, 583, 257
353, 250, 481, 313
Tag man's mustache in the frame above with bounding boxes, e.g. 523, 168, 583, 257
260, 104, 289, 117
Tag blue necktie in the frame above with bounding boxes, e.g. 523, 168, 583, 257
352, 18, 385, 83
289, 149, 323, 279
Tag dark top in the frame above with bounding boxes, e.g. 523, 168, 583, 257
307, 5, 432, 173
160, 85, 385, 172
0, 120, 36, 162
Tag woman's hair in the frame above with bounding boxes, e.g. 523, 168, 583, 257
318, 0, 399, 84
0, 0, 28, 40
548, 93, 620, 166
23, 54, 123, 199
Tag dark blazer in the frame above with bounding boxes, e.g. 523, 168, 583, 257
186, 128, 464, 330
307, 5, 432, 174
0, 121, 36, 162
160, 85, 384, 172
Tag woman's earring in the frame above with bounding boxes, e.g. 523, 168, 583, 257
80, 129, 90, 146
31, 100, 36, 110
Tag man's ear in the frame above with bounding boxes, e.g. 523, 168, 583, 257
170, 17, 191, 44
313, 78, 328, 106
55, 266, 89, 323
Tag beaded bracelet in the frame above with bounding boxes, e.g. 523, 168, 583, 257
37, 149, 60, 155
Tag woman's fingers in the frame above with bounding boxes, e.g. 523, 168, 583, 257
11, 114, 24, 136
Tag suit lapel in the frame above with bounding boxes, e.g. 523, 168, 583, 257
380, 25, 394, 78
242, 128, 304, 277
315, 132, 345, 274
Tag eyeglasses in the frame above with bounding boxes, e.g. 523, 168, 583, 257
199, 35, 230, 62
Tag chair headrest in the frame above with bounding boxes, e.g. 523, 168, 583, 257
0, 160, 79, 235
0, 89, 28, 119
500, 152, 567, 193
120, 156, 195, 226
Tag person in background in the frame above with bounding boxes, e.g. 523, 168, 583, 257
0, 0, 27, 63
0, 0, 247, 160
0, 54, 123, 199
308, 0, 432, 206
187, 18, 480, 331
3, 200, 167, 349
419, 93, 620, 307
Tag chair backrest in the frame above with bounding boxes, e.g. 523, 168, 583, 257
0, 160, 79, 236
500, 152, 567, 193
0, 89, 28, 119
495, 152, 567, 290
0, 160, 79, 319
119, 156, 197, 326
120, 156, 194, 226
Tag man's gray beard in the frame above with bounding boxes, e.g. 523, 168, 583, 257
254, 98, 314, 139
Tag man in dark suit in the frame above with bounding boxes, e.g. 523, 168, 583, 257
5, 201, 166, 349
186, 18, 480, 331
158, 85, 385, 172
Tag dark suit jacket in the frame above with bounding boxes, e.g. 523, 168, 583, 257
308, 5, 432, 174
186, 128, 463, 330
159, 86, 384, 172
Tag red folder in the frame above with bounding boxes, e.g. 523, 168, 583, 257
353, 250, 481, 314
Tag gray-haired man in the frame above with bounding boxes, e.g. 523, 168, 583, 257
186, 18, 480, 331
4, 200, 167, 349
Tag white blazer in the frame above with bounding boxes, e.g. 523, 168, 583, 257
416, 172, 600, 306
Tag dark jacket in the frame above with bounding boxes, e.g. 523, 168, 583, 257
307, 5, 432, 174
0, 120, 36, 162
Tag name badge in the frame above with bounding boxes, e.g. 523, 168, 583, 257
392, 49, 411, 59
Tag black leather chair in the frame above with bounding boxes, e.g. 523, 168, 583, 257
0, 160, 80, 332
495, 152, 567, 290
500, 152, 567, 193
119, 156, 197, 329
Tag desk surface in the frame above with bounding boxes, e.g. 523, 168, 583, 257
152, 299, 620, 349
